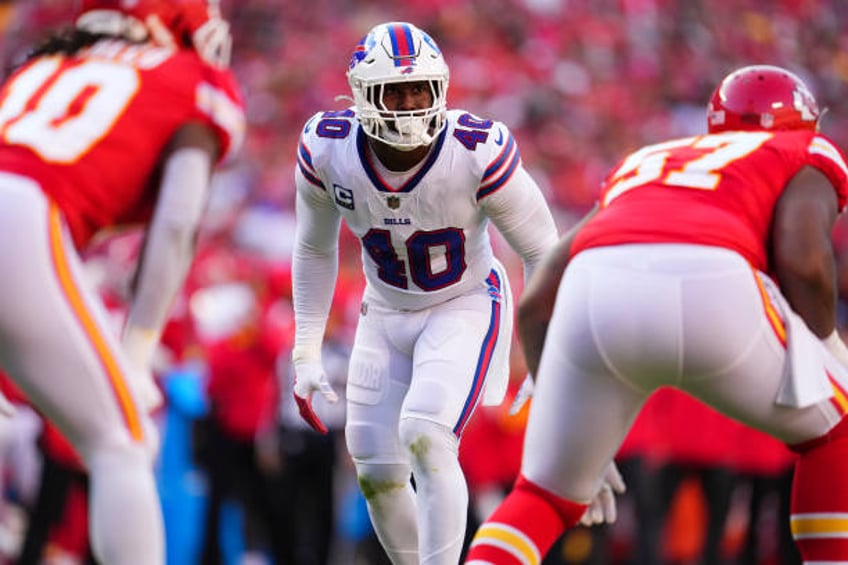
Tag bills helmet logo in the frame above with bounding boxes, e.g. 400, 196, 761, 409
349, 33, 377, 70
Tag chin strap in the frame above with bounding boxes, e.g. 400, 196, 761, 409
386, 138, 431, 152
380, 114, 433, 149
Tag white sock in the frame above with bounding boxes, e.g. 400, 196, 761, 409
87, 443, 164, 565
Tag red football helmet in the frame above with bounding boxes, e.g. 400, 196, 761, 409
707, 65, 820, 133
75, 0, 231, 67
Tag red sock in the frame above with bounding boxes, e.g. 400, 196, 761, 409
465, 474, 587, 564
790, 417, 848, 561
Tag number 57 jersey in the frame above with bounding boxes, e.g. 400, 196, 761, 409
0, 39, 245, 249
572, 130, 848, 272
295, 108, 558, 311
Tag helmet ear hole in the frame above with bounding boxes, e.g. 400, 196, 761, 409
180, 27, 193, 49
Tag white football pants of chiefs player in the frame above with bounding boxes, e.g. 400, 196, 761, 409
0, 174, 163, 565
523, 243, 848, 559
345, 261, 513, 565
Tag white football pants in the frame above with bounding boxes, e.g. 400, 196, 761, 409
523, 243, 847, 503
346, 262, 513, 564
0, 174, 164, 565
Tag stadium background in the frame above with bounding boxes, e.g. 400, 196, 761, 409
0, 1, 847, 564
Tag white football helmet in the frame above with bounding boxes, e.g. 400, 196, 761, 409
347, 22, 449, 150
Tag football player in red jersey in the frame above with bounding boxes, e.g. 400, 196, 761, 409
0, 1, 245, 563
466, 65, 848, 564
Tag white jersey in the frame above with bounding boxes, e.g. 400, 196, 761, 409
294, 108, 558, 315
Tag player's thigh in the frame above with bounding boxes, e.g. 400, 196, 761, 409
521, 267, 648, 501
680, 270, 842, 446
684, 324, 841, 446
345, 306, 416, 463
0, 182, 146, 458
401, 290, 505, 434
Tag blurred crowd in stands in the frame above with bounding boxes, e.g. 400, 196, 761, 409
0, 0, 847, 563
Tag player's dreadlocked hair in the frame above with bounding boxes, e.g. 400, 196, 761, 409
24, 27, 109, 61
7, 25, 143, 77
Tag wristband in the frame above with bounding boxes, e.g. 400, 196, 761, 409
122, 326, 160, 367
292, 344, 322, 365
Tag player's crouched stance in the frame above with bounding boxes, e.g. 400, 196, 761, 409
292, 20, 568, 565
466, 65, 848, 564
0, 1, 244, 563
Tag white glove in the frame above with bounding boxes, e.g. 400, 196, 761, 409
121, 326, 164, 412
0, 390, 15, 418
508, 374, 534, 416
579, 462, 626, 527
292, 350, 338, 435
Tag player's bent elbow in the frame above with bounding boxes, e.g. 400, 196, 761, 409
516, 296, 537, 328
516, 297, 548, 337
773, 246, 833, 289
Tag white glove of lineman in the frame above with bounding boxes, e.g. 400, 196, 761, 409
0, 390, 15, 418
508, 374, 535, 416
579, 462, 626, 526
292, 350, 338, 435
121, 326, 164, 412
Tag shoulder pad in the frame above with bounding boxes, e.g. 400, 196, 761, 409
446, 111, 522, 200
810, 133, 848, 211
196, 65, 245, 163
301, 108, 357, 139
297, 109, 357, 191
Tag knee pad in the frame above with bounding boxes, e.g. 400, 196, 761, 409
353, 461, 413, 502
140, 416, 160, 462
346, 421, 408, 465
84, 437, 155, 478
77, 424, 158, 470
398, 417, 458, 469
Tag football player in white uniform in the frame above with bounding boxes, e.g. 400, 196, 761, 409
291, 21, 559, 564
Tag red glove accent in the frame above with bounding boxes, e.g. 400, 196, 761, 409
294, 393, 328, 435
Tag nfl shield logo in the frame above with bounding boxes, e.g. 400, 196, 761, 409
387, 196, 400, 209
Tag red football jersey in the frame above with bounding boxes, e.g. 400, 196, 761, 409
0, 39, 245, 248
572, 131, 848, 271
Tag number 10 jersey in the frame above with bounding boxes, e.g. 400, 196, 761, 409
0, 39, 245, 249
